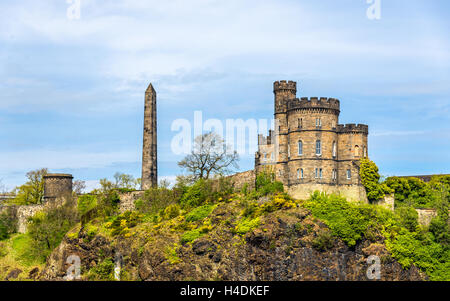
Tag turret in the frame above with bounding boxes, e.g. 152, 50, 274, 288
274, 80, 297, 114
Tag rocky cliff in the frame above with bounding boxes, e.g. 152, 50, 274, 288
40, 198, 425, 281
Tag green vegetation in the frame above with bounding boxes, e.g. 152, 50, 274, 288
312, 230, 334, 251
304, 191, 449, 281
11, 168, 48, 205
185, 204, 216, 222
27, 200, 78, 262
359, 158, 392, 202
234, 217, 260, 235
105, 211, 142, 237
87, 258, 115, 281
0, 209, 17, 240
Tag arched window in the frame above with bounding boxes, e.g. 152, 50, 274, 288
355, 145, 360, 157
297, 169, 300, 179
298, 118, 302, 129
363, 146, 367, 158
347, 169, 351, 180
298, 140, 303, 156
332, 141, 337, 158
288, 144, 291, 158
316, 140, 321, 155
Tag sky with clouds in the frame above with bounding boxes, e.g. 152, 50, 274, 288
0, 0, 449, 191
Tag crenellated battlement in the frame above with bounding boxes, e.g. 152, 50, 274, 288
287, 97, 340, 112
337, 123, 369, 134
274, 80, 297, 93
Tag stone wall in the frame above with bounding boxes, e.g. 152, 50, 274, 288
227, 170, 256, 191
373, 194, 395, 211
17, 204, 45, 233
416, 209, 438, 226
287, 183, 368, 203
118, 191, 145, 213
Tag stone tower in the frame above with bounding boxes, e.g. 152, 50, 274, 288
141, 83, 158, 190
43, 173, 73, 202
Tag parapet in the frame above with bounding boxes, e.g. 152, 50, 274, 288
337, 124, 369, 134
287, 97, 340, 112
274, 80, 297, 93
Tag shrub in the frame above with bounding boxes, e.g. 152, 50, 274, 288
106, 211, 142, 237
255, 171, 284, 197
395, 206, 419, 232
27, 200, 78, 262
185, 204, 215, 222
312, 230, 335, 251
0, 208, 17, 240
305, 192, 384, 247
88, 258, 115, 281
162, 204, 181, 220
359, 158, 392, 202
180, 229, 202, 244
135, 187, 181, 216
180, 179, 214, 208
234, 217, 260, 235
77, 195, 98, 216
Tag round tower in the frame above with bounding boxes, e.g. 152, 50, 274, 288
286, 97, 341, 189
273, 81, 297, 182
43, 173, 73, 202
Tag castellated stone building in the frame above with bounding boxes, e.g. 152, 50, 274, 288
255, 81, 369, 202
141, 83, 158, 190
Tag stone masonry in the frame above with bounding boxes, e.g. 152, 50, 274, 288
255, 81, 369, 202
141, 83, 158, 190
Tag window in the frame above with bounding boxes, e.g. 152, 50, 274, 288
316, 140, 321, 155
319, 168, 323, 179
316, 118, 322, 128
263, 153, 267, 161
347, 169, 351, 180
332, 141, 337, 158
298, 118, 302, 129
297, 169, 301, 179
315, 168, 318, 179
332, 169, 337, 181
355, 145, 360, 157
288, 144, 291, 158
298, 140, 303, 156
363, 146, 367, 158
301, 169, 304, 179
271, 152, 274, 160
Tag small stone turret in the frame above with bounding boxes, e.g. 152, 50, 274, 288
43, 173, 73, 202
274, 80, 297, 114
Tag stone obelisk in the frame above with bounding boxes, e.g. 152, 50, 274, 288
141, 83, 157, 190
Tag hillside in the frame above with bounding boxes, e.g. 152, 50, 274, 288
39, 194, 425, 281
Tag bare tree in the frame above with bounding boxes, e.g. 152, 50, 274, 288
178, 132, 239, 181
73, 180, 86, 195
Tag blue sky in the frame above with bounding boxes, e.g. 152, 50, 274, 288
0, 0, 449, 191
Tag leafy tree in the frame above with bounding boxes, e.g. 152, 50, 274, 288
178, 132, 239, 181
27, 198, 78, 261
113, 172, 138, 190
395, 206, 419, 232
13, 168, 48, 205
359, 158, 392, 202
0, 208, 17, 240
